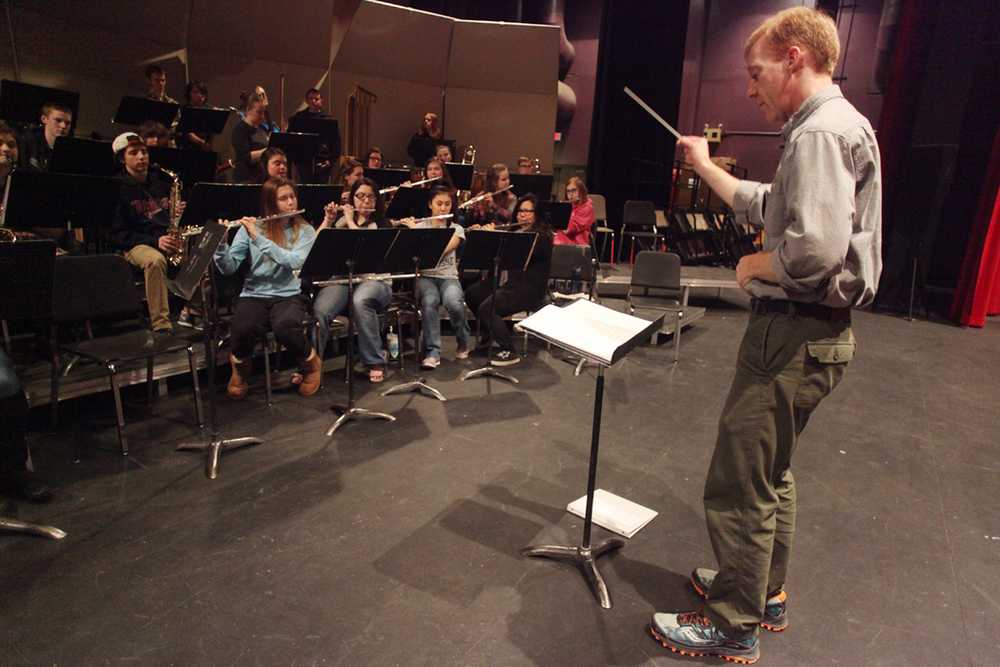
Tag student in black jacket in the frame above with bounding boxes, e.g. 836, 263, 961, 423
108, 132, 183, 333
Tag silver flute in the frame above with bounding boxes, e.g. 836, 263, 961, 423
379, 175, 442, 194
220, 209, 305, 228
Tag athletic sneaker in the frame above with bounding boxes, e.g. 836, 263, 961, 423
455, 343, 470, 360
649, 611, 759, 664
492, 350, 520, 366
177, 309, 203, 331
421, 356, 440, 369
690, 568, 788, 632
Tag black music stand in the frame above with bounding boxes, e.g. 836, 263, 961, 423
269, 132, 321, 182
365, 167, 410, 189
0, 240, 66, 540
385, 185, 427, 221
0, 80, 79, 134
114, 96, 179, 127
515, 300, 663, 608
180, 183, 260, 229
149, 146, 218, 189
50, 137, 115, 176
509, 173, 554, 200
177, 105, 231, 138
171, 221, 262, 479
287, 116, 341, 181
297, 184, 343, 226
301, 229, 399, 436
2, 170, 119, 251
380, 227, 456, 401
539, 201, 572, 231
460, 230, 537, 384
445, 163, 473, 190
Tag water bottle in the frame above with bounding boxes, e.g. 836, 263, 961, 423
387, 326, 399, 360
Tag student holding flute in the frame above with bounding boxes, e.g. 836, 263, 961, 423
213, 177, 322, 399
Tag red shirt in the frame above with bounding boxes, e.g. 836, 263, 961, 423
555, 198, 595, 246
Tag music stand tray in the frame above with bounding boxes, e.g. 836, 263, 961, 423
302, 229, 400, 435
509, 173, 554, 201
1, 79, 79, 133
380, 227, 456, 401
445, 162, 473, 190
459, 230, 537, 384
297, 184, 344, 227
384, 186, 428, 221
149, 146, 218, 189
181, 183, 260, 229
172, 220, 263, 479
114, 95, 179, 127
50, 137, 115, 177
539, 201, 572, 231
177, 105, 232, 136
365, 167, 410, 189
515, 300, 663, 608
287, 116, 340, 153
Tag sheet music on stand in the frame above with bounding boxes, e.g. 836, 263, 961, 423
515, 299, 663, 367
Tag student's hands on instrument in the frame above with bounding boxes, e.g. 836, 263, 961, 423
158, 234, 183, 254
238, 216, 258, 239
397, 217, 417, 228
321, 202, 339, 229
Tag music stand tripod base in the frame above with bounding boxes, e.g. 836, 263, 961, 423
176, 436, 263, 480
0, 517, 67, 540
382, 377, 447, 401
461, 364, 519, 384
520, 538, 625, 609
327, 405, 396, 436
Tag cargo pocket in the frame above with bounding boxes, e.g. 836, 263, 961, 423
805, 329, 856, 364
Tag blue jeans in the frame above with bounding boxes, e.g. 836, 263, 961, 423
313, 280, 392, 367
0, 350, 21, 399
416, 276, 470, 359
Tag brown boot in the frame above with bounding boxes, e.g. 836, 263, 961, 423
298, 349, 322, 396
227, 354, 250, 399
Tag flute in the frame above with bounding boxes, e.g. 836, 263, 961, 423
220, 209, 305, 228
458, 184, 514, 209
379, 175, 441, 194
389, 213, 454, 227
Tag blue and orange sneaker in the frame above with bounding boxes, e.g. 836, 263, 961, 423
691, 567, 789, 632
649, 611, 760, 664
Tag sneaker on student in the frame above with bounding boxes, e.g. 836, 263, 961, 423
421, 356, 440, 369
455, 343, 470, 360
177, 309, 203, 331
690, 568, 788, 632
492, 350, 520, 366
649, 611, 760, 665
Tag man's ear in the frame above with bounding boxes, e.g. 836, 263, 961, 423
786, 45, 805, 72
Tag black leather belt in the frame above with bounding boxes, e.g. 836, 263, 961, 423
750, 298, 851, 322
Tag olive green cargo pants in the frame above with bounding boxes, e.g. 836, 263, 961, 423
702, 310, 855, 636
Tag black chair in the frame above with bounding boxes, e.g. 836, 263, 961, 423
619, 200, 666, 264
588, 194, 614, 264
627, 251, 705, 362
49, 254, 204, 455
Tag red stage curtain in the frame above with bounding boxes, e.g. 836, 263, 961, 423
951, 128, 1000, 327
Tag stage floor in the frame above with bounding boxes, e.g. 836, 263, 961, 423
2, 295, 998, 666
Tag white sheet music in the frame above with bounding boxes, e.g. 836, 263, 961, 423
516, 299, 659, 366
567, 489, 658, 539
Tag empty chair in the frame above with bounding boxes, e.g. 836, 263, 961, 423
619, 200, 666, 264
49, 254, 204, 455
627, 251, 705, 362
588, 193, 614, 264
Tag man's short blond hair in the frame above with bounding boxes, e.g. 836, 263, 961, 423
745, 7, 840, 75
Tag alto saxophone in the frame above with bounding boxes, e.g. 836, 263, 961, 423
160, 166, 186, 267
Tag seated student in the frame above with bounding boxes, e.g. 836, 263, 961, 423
145, 65, 178, 104
464, 194, 553, 366
178, 81, 212, 150
312, 178, 393, 383
397, 186, 470, 368
231, 90, 270, 183
465, 163, 516, 228
108, 132, 181, 333
434, 142, 453, 164
336, 157, 365, 203
423, 157, 453, 189
138, 120, 173, 148
0, 350, 51, 502
257, 146, 296, 183
19, 102, 72, 172
214, 177, 321, 399
365, 147, 383, 169
554, 176, 595, 246
0, 122, 17, 192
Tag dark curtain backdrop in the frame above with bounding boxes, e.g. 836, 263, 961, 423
586, 0, 689, 231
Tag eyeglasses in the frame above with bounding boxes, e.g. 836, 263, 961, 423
566, 187, 579, 193
517, 208, 535, 214
355, 192, 376, 201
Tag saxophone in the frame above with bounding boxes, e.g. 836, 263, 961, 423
159, 166, 186, 267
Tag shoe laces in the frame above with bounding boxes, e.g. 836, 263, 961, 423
677, 611, 712, 627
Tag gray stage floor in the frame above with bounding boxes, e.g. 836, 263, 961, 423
2, 294, 999, 666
